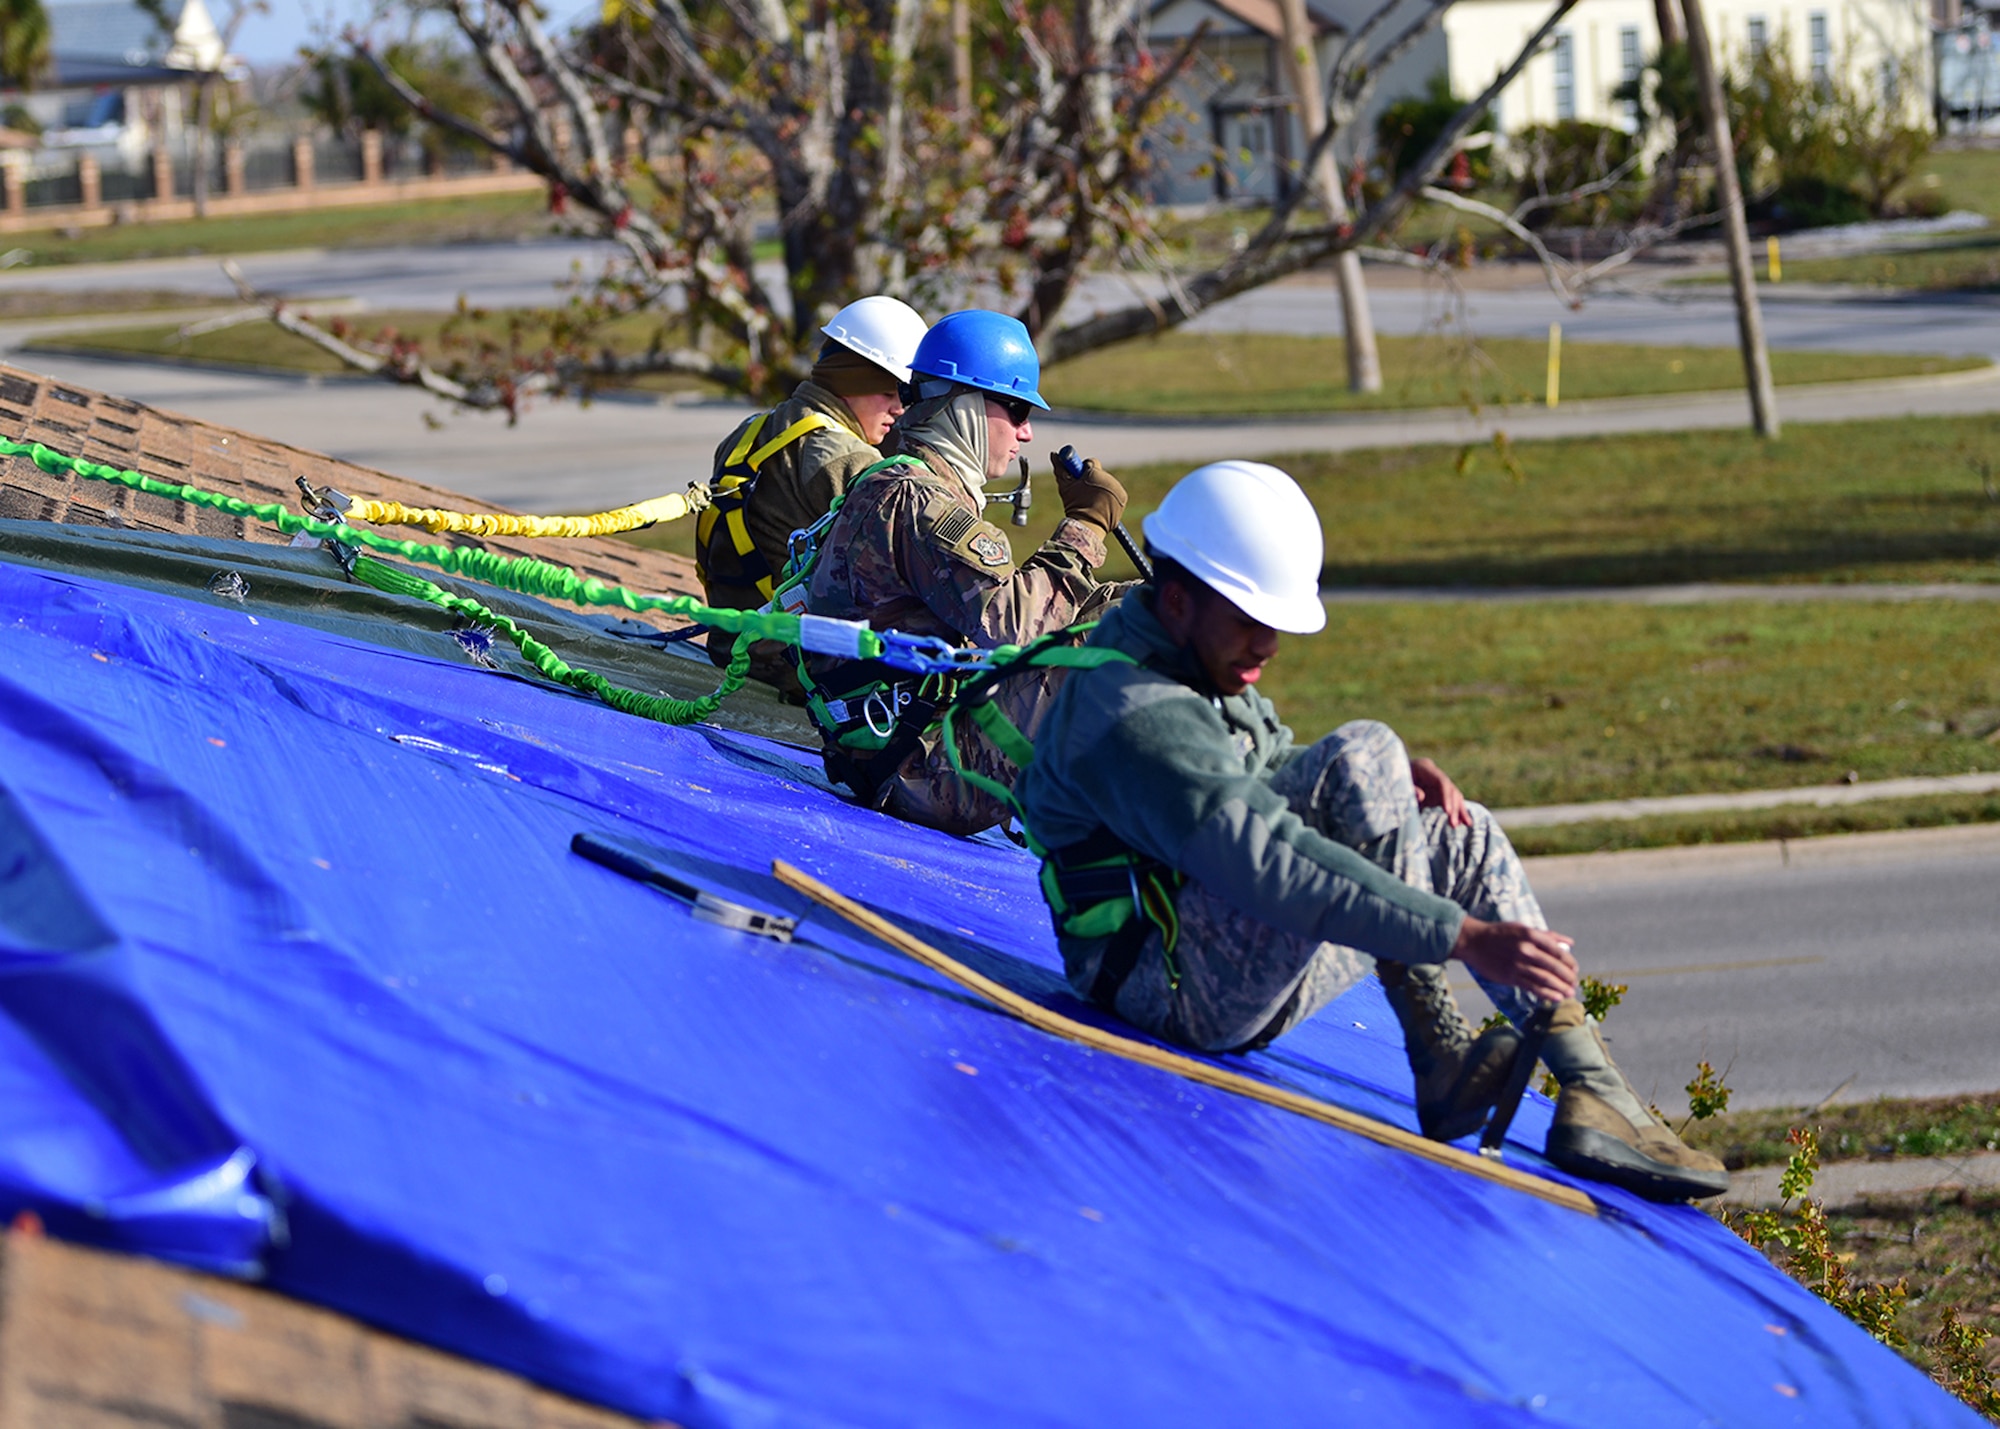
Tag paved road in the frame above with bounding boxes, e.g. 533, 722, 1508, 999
8, 240, 1998, 357
4, 241, 1997, 499
1453, 827, 2000, 1112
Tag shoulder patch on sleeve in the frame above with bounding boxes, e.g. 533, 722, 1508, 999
931, 505, 977, 548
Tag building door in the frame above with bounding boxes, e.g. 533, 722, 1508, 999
1214, 105, 1279, 201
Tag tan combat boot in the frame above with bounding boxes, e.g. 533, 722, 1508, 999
1539, 999, 1730, 1202
1377, 961, 1522, 1142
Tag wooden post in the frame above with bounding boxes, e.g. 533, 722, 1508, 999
77, 153, 101, 210
360, 129, 384, 186
1681, 0, 1778, 437
293, 135, 315, 191
1275, 0, 1381, 393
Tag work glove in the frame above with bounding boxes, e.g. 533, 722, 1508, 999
1053, 454, 1127, 534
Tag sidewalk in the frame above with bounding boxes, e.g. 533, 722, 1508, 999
1495, 772, 2000, 829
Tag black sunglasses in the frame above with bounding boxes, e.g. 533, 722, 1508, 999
992, 394, 1036, 426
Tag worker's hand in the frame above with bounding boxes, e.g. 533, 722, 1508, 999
1410, 757, 1470, 827
1054, 453, 1127, 533
1451, 918, 1578, 1005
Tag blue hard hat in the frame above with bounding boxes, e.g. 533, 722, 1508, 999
908, 309, 1049, 410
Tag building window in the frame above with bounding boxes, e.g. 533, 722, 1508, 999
1746, 15, 1767, 57
1809, 12, 1830, 81
1554, 31, 1575, 120
1619, 26, 1642, 128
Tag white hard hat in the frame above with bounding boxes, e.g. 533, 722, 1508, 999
1142, 461, 1327, 634
820, 296, 930, 384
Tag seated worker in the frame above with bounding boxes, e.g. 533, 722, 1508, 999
1014, 461, 1729, 1202
800, 308, 1129, 836
698, 295, 929, 688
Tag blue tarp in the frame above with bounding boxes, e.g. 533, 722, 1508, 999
0, 545, 1975, 1426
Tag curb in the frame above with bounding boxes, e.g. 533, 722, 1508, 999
1523, 820, 2000, 889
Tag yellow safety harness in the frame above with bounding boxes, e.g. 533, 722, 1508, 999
343, 489, 708, 539
695, 409, 840, 602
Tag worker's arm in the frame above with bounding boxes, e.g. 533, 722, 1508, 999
893, 483, 1113, 647
1061, 680, 1466, 968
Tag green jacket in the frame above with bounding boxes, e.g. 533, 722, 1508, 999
1016, 588, 1466, 988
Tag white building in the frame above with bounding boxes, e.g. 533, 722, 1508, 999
1432, 0, 1930, 136
1141, 0, 1933, 204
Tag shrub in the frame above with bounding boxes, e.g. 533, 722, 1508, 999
1376, 72, 1494, 189
1732, 38, 1931, 225
1507, 121, 1644, 228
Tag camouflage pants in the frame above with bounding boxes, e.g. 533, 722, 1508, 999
885, 665, 1059, 836
882, 583, 1134, 837
1108, 719, 1548, 1053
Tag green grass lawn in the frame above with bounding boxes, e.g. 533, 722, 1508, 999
629, 413, 2000, 591
1256, 598, 2000, 807
1756, 232, 2000, 293
1041, 331, 1984, 415
1910, 146, 2000, 222
1689, 1091, 2000, 1169
0, 288, 235, 320
0, 190, 561, 266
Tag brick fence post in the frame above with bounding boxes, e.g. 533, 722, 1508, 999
224, 143, 245, 197
293, 134, 314, 191
361, 129, 383, 185
149, 146, 172, 202
1, 157, 23, 217
78, 153, 101, 209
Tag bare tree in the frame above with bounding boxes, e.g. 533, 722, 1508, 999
1275, 0, 1379, 393
259, 0, 1604, 412
1681, 0, 1778, 436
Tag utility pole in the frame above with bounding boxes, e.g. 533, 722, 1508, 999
1274, 0, 1381, 393
1680, 0, 1778, 436
952, 0, 972, 118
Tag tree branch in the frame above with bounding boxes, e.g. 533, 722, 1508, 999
226, 261, 742, 413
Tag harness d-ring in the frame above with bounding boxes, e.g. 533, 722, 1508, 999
863, 688, 898, 739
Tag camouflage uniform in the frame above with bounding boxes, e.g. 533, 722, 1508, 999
806, 443, 1124, 834
699, 381, 885, 691
1133, 719, 1548, 1051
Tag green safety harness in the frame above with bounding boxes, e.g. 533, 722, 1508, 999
936, 641, 1188, 999
765, 449, 1187, 991
0, 437, 876, 726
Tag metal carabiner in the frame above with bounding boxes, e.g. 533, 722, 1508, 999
862, 687, 898, 739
